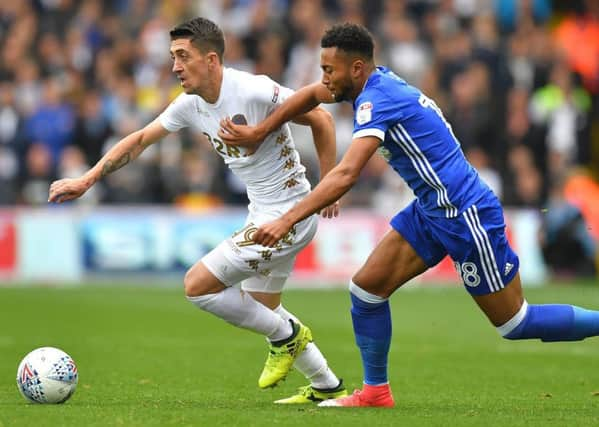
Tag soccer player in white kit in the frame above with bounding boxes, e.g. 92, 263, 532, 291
48, 17, 347, 404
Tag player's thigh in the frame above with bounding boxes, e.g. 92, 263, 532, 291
353, 228, 429, 298
241, 216, 318, 309
353, 202, 445, 298
208, 214, 317, 304
472, 272, 524, 326
193, 242, 286, 309
232, 214, 316, 274
446, 204, 519, 295
242, 252, 294, 309
186, 240, 253, 297
183, 259, 228, 297
444, 203, 523, 326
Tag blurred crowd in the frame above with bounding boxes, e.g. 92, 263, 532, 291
0, 0, 598, 213
1, 0, 598, 207
1, 0, 597, 276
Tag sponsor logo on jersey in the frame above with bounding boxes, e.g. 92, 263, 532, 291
356, 101, 373, 125
272, 85, 280, 103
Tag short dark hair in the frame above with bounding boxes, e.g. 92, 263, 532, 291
169, 17, 225, 62
321, 23, 374, 60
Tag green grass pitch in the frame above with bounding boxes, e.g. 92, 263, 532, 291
1, 281, 599, 426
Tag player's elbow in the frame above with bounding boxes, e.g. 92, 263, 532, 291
297, 106, 334, 129
313, 106, 333, 128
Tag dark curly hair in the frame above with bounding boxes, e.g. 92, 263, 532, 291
170, 17, 225, 62
321, 23, 374, 60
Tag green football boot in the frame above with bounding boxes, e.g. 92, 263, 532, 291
275, 381, 348, 404
258, 321, 312, 389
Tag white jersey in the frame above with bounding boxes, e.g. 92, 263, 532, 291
159, 67, 311, 211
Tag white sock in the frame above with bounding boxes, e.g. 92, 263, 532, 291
274, 305, 341, 389
187, 287, 292, 340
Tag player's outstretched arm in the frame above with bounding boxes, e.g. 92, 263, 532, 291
253, 136, 380, 247
292, 106, 339, 218
48, 119, 169, 203
218, 82, 334, 146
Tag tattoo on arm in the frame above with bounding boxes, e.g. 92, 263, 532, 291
101, 153, 130, 177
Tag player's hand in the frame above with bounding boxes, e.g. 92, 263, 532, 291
252, 218, 293, 248
320, 201, 340, 219
48, 177, 89, 203
218, 117, 265, 147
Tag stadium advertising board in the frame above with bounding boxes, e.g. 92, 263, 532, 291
0, 211, 16, 281
6, 207, 549, 286
292, 212, 388, 283
81, 209, 245, 273
16, 210, 82, 282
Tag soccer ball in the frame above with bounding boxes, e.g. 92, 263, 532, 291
16, 347, 78, 404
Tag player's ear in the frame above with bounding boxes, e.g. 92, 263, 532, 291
351, 59, 365, 78
207, 52, 220, 68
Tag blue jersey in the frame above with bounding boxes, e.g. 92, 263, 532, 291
352, 66, 494, 218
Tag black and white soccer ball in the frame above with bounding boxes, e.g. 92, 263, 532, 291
16, 347, 78, 404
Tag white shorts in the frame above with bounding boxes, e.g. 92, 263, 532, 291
201, 210, 317, 294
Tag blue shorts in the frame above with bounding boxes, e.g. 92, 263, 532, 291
390, 200, 519, 296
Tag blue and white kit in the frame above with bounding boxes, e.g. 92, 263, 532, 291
352, 67, 519, 295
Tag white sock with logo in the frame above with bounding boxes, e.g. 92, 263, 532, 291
274, 305, 341, 389
187, 287, 292, 340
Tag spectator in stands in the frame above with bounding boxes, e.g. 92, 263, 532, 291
530, 62, 592, 176
553, 0, 599, 95
25, 78, 75, 168
73, 90, 114, 167
381, 15, 431, 87
495, 0, 552, 33
20, 142, 55, 205
541, 175, 597, 277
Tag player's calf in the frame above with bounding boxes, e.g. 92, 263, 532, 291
186, 287, 293, 339
350, 281, 392, 385
498, 301, 599, 342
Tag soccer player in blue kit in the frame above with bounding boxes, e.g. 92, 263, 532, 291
219, 23, 599, 408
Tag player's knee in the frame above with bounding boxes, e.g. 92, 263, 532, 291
183, 268, 209, 297
496, 301, 529, 340
183, 270, 199, 297
349, 280, 388, 304
351, 273, 392, 299
183, 264, 226, 297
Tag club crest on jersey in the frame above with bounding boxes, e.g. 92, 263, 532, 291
231, 114, 247, 125
356, 102, 373, 125
272, 85, 280, 103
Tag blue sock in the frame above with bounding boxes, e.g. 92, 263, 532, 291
350, 293, 391, 385
505, 304, 599, 342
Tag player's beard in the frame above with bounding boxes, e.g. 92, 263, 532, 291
331, 81, 354, 103
331, 88, 348, 103
332, 92, 346, 103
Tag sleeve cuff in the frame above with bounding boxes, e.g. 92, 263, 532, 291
158, 115, 179, 133
353, 128, 385, 141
